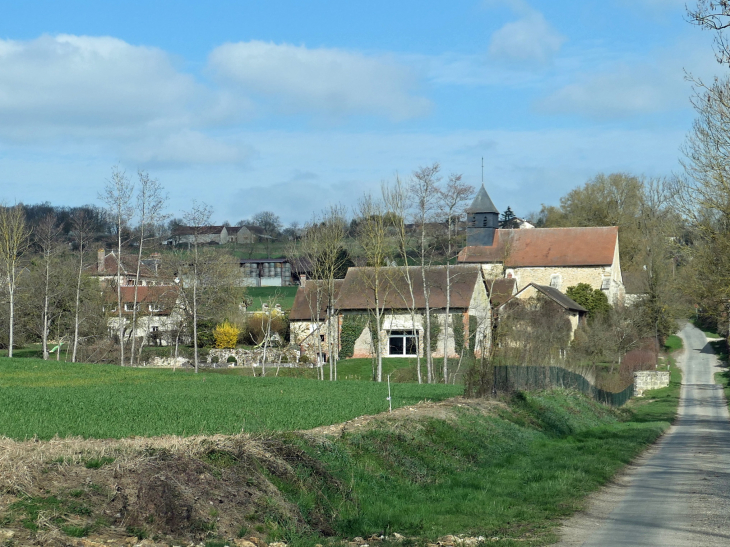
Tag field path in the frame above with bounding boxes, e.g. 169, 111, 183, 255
555, 322, 730, 546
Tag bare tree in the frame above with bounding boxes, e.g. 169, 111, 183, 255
71, 211, 93, 362
0, 204, 31, 357
129, 171, 168, 365
293, 206, 348, 380
356, 194, 392, 382
182, 201, 213, 373
382, 176, 425, 383
34, 213, 62, 360
291, 216, 326, 378
410, 163, 442, 382
688, 1, 730, 65
438, 174, 474, 383
100, 166, 134, 366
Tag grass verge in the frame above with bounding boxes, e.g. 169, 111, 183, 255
663, 334, 683, 352
269, 376, 683, 545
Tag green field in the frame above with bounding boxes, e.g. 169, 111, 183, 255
0, 358, 462, 440
245, 286, 299, 311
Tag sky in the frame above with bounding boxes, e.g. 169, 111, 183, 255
0, 0, 724, 224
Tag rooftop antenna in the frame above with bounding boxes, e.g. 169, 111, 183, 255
481, 157, 484, 185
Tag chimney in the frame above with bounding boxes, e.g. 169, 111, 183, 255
300, 274, 306, 287
98, 249, 105, 272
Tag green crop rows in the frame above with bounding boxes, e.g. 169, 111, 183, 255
0, 358, 462, 440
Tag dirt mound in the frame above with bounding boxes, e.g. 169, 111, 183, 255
0, 397, 498, 546
0, 435, 324, 546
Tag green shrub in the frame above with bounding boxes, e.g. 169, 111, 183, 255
340, 314, 368, 359
453, 313, 465, 355
566, 283, 610, 319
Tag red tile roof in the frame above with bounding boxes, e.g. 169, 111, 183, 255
289, 280, 344, 321
89, 252, 156, 277
336, 265, 483, 311
107, 285, 180, 315
457, 227, 618, 267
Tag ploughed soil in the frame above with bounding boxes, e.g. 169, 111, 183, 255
0, 398, 499, 547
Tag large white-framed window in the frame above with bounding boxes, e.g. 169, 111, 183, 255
388, 330, 419, 356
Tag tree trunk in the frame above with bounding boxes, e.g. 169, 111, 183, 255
72, 244, 84, 363
130, 228, 144, 366
117, 233, 124, 367
443, 229, 452, 383
420, 226, 433, 382
193, 263, 199, 373
374, 286, 383, 382
42, 255, 51, 360
8, 281, 14, 358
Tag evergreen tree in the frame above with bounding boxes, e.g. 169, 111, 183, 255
566, 283, 610, 319
500, 206, 517, 228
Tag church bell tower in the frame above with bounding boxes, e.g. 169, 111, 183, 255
466, 184, 499, 246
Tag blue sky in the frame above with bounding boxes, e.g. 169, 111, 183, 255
0, 0, 722, 224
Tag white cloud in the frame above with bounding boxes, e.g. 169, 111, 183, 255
122, 130, 255, 168
487, 2, 566, 63
208, 40, 431, 120
538, 64, 674, 118
536, 41, 720, 119
0, 35, 207, 141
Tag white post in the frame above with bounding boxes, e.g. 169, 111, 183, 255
387, 373, 392, 413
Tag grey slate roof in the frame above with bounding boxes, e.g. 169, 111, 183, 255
530, 284, 588, 313
466, 184, 499, 214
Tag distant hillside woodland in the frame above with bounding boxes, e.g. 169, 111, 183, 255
0, 156, 720, 384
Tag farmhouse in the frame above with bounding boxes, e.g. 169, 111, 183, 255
503, 282, 588, 340
333, 265, 509, 360
289, 279, 344, 363
167, 225, 228, 246
89, 249, 167, 288
227, 225, 265, 244
457, 185, 625, 304
106, 285, 183, 346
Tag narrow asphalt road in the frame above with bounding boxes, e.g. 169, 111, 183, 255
558, 322, 730, 546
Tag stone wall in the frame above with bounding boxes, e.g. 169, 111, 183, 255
146, 356, 191, 368
206, 347, 302, 368
633, 370, 670, 396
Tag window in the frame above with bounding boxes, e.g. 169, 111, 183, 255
149, 304, 161, 312
389, 330, 418, 356
151, 326, 159, 332
601, 278, 611, 290
124, 303, 140, 312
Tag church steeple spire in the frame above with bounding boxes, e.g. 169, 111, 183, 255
466, 184, 499, 246
467, 184, 499, 214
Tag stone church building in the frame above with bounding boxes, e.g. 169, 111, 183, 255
457, 185, 624, 305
